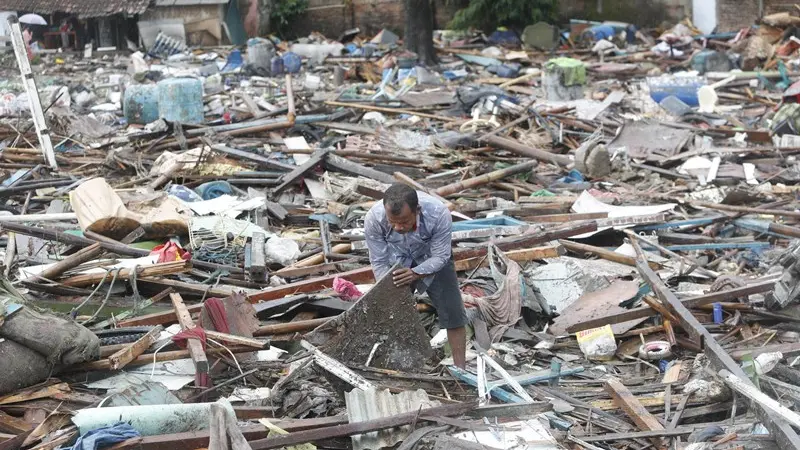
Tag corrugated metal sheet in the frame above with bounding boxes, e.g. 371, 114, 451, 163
345, 388, 440, 450
0, 0, 151, 18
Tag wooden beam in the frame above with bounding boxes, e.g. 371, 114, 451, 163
559, 239, 658, 269
253, 317, 331, 337
204, 330, 268, 349
248, 267, 375, 303
60, 261, 191, 287
434, 161, 536, 197
454, 245, 563, 271
108, 326, 163, 370
718, 369, 800, 429
138, 278, 236, 299
170, 293, 209, 377
116, 303, 203, 328
69, 346, 254, 372
565, 281, 776, 333
604, 377, 666, 449
451, 222, 596, 261
627, 233, 800, 450
272, 150, 329, 195
26, 243, 103, 283
0, 383, 70, 405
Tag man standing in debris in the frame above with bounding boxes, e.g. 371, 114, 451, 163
364, 183, 467, 368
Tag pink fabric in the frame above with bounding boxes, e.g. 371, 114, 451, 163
150, 241, 191, 263
333, 277, 363, 301
172, 327, 207, 350
204, 298, 230, 334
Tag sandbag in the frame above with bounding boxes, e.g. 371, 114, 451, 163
1, 307, 100, 366
0, 338, 52, 395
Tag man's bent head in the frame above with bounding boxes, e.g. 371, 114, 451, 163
383, 183, 418, 234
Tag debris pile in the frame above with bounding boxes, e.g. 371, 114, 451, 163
3, 11, 800, 450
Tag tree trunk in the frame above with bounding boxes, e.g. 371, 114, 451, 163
404, 0, 437, 65
257, 0, 273, 37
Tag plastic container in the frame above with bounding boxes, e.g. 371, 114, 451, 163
282, 52, 302, 74
123, 84, 159, 125
247, 38, 274, 72
647, 75, 706, 106
157, 78, 204, 125
270, 55, 284, 76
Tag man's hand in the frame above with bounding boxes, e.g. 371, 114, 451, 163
393, 268, 421, 287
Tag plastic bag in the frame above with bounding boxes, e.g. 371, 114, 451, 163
265, 237, 301, 266
576, 325, 617, 361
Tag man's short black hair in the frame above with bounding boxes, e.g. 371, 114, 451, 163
383, 183, 418, 215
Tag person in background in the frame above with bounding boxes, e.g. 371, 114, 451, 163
22, 25, 33, 59
364, 183, 468, 369
59, 19, 71, 49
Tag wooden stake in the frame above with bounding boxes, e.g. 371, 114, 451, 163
170, 293, 209, 378
107, 325, 163, 370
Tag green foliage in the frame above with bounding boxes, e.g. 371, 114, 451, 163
271, 0, 309, 36
449, 0, 557, 32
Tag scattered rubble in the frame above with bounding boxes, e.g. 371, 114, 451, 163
3, 9, 800, 450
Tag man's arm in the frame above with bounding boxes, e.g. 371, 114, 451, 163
411, 211, 452, 276
364, 210, 393, 280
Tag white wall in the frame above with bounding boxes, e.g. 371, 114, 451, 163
693, 0, 717, 34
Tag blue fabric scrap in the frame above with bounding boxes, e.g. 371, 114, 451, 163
66, 422, 140, 450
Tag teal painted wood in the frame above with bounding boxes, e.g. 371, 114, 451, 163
123, 84, 159, 125
157, 78, 204, 125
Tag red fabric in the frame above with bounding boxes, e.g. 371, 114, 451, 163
150, 241, 192, 264
172, 327, 207, 350
333, 277, 363, 301
204, 297, 230, 334
461, 284, 485, 298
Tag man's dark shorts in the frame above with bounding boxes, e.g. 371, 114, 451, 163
413, 259, 468, 329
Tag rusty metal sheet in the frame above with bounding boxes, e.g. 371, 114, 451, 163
549, 280, 642, 336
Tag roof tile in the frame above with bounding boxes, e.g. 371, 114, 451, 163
0, 0, 151, 18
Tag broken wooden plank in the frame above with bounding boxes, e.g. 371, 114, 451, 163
25, 243, 103, 283
434, 161, 536, 197
0, 411, 32, 434
718, 369, 800, 429
454, 245, 563, 271
604, 377, 665, 448
272, 150, 329, 195
248, 266, 375, 302
559, 239, 659, 269
324, 153, 396, 184
210, 144, 294, 172
565, 281, 776, 333
69, 346, 254, 372
627, 233, 800, 449
60, 260, 191, 287
170, 293, 209, 378
107, 325, 163, 370
204, 330, 268, 349
452, 222, 597, 261
116, 302, 202, 328
253, 317, 331, 337
0, 383, 70, 406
